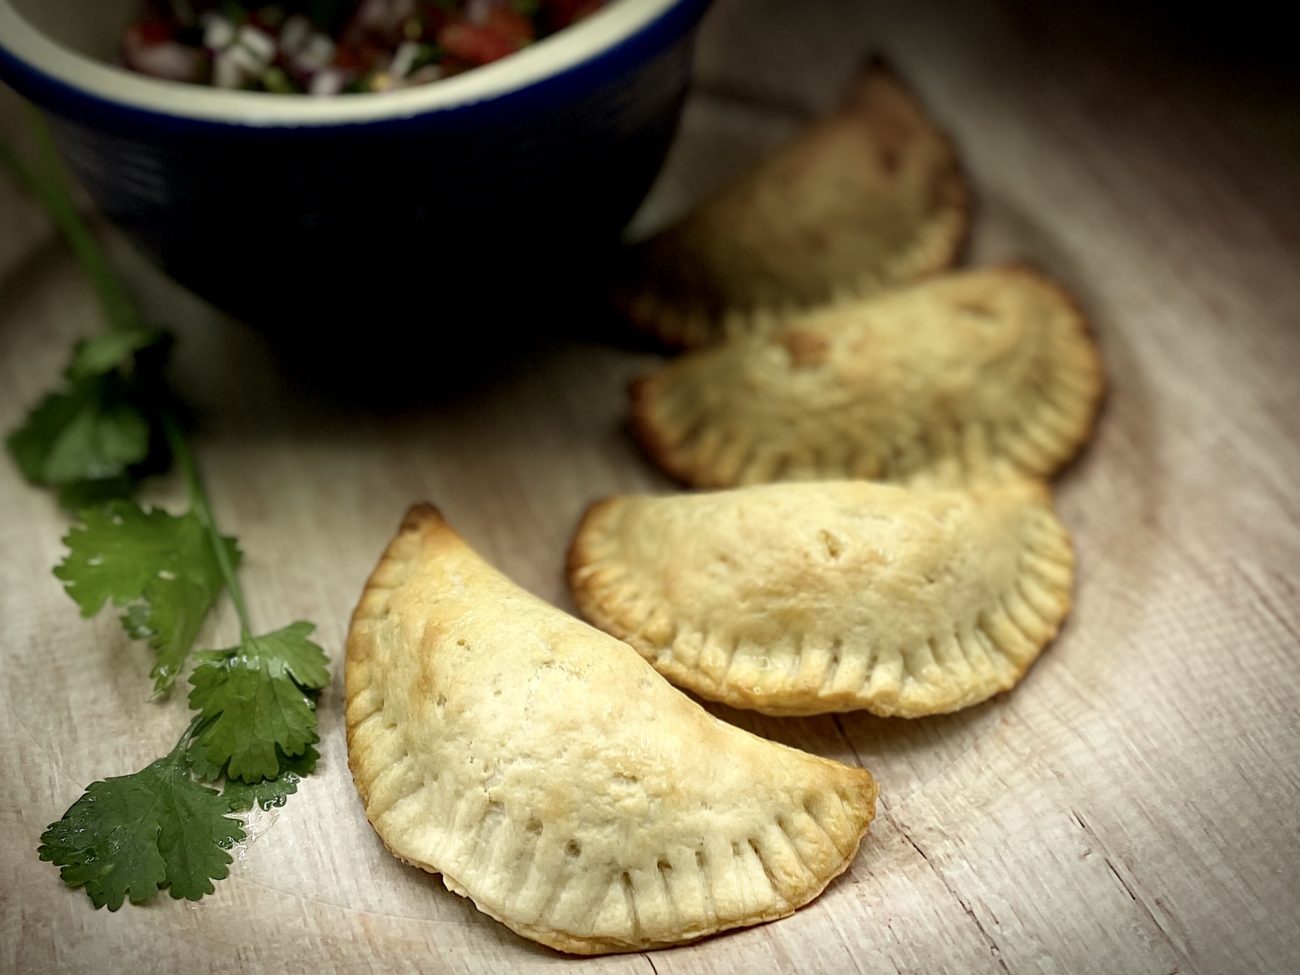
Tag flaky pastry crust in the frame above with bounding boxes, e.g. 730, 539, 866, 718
346, 505, 878, 954
569, 481, 1075, 717
617, 59, 970, 349
630, 265, 1105, 488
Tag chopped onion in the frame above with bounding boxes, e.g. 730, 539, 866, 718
310, 69, 347, 96
295, 34, 336, 72
201, 13, 235, 52
119, 0, 608, 94
212, 49, 249, 88
405, 64, 443, 86
389, 40, 421, 79
237, 25, 277, 64
280, 15, 312, 56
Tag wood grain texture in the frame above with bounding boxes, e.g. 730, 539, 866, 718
2, 1, 1298, 972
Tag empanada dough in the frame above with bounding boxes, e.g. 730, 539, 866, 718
346, 506, 878, 954
568, 480, 1074, 717
617, 59, 969, 348
630, 265, 1104, 488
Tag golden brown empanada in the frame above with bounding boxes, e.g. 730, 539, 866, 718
617, 59, 969, 349
630, 265, 1104, 488
568, 480, 1074, 718
346, 505, 878, 955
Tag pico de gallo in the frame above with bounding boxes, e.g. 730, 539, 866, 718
120, 0, 608, 95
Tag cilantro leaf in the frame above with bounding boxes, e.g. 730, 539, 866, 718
220, 746, 320, 812
55, 475, 136, 512
68, 327, 166, 381
7, 376, 151, 490
7, 327, 170, 509
55, 501, 241, 692
190, 667, 317, 781
188, 622, 330, 783
12, 121, 329, 914
216, 620, 331, 689
38, 748, 244, 910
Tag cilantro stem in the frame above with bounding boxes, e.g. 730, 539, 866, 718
0, 140, 37, 195
171, 714, 207, 757
0, 111, 140, 334
161, 413, 255, 639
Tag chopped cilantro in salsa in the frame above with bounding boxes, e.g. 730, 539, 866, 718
121, 0, 608, 95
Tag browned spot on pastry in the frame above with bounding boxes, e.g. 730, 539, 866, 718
780, 330, 831, 368
628, 265, 1105, 489
958, 300, 994, 318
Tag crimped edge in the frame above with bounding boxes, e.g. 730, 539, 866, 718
626, 263, 1106, 489
347, 504, 879, 954
567, 482, 1075, 718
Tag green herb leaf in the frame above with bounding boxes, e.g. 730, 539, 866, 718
37, 748, 245, 910
67, 326, 166, 381
6, 322, 168, 506
220, 746, 320, 812
188, 622, 330, 783
55, 501, 241, 692
55, 475, 138, 513
8, 117, 329, 912
7, 377, 152, 490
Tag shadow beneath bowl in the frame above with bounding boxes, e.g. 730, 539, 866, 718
194, 232, 670, 409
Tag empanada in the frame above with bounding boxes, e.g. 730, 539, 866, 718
568, 480, 1074, 718
617, 59, 969, 349
630, 265, 1104, 488
346, 505, 878, 955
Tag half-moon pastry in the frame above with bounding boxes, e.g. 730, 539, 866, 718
617, 59, 969, 349
346, 505, 878, 954
568, 480, 1074, 717
630, 265, 1104, 488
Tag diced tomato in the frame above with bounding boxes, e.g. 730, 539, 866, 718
414, 2, 451, 35
129, 17, 176, 46
540, 0, 603, 31
334, 38, 365, 71
487, 8, 536, 45
120, 0, 606, 91
438, 9, 534, 67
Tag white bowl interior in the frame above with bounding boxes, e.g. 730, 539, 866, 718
0, 0, 683, 125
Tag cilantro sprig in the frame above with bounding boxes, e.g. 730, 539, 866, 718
6, 114, 329, 910
188, 621, 330, 781
56, 499, 240, 691
37, 719, 245, 909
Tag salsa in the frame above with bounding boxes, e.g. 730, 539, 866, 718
120, 0, 607, 95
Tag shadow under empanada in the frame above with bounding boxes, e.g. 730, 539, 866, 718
696, 690, 1009, 806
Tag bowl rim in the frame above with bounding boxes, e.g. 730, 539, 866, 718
0, 0, 698, 127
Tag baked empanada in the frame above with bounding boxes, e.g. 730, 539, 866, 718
617, 59, 969, 349
630, 265, 1104, 488
346, 505, 878, 955
568, 480, 1074, 718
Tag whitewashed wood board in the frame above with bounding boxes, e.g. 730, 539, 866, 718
2, 1, 1298, 972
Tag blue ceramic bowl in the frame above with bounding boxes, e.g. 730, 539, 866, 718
0, 0, 710, 330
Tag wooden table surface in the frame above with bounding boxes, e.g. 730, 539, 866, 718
2, 1, 1298, 972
